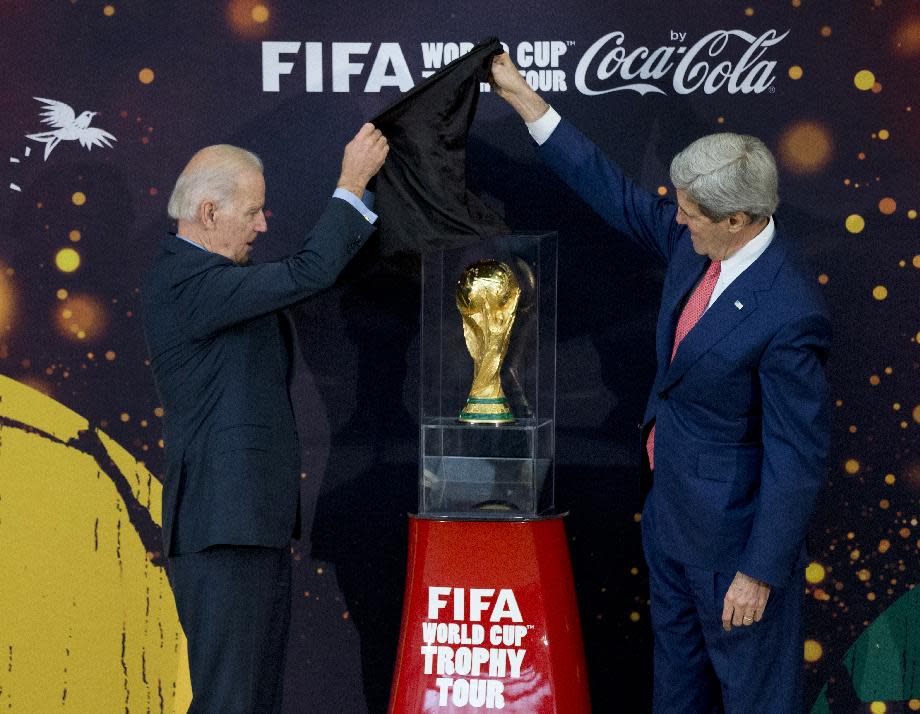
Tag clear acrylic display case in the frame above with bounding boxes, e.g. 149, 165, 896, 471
419, 233, 557, 518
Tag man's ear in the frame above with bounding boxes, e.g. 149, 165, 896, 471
726, 212, 748, 233
198, 200, 217, 228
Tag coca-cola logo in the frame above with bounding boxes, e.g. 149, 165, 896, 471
575, 29, 790, 96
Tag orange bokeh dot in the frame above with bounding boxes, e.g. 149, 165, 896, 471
778, 121, 834, 175
817, 274, 829, 285
138, 68, 155, 84
820, 26, 832, 37
227, 0, 272, 37
0, 262, 16, 336
657, 186, 668, 196
893, 19, 920, 56
55, 294, 108, 341
879, 197, 897, 214
788, 65, 804, 80
103, 4, 115, 16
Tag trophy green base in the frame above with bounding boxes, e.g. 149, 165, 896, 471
458, 396, 515, 424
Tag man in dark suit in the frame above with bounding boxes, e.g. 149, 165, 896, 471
142, 124, 388, 713
491, 54, 830, 712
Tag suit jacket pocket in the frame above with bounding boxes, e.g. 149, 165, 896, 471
211, 423, 271, 453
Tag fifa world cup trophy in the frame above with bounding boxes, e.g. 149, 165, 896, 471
456, 260, 521, 424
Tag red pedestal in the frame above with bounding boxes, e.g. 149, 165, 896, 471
388, 515, 591, 713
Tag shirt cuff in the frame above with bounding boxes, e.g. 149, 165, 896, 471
526, 106, 562, 146
332, 187, 378, 224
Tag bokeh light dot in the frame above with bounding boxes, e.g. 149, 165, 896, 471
820, 26, 832, 37
857, 568, 871, 581
909, 699, 920, 711
803, 639, 823, 662
745, 7, 754, 16
68, 229, 81, 242
120, 412, 130, 423
54, 247, 81, 273
844, 459, 860, 474
105, 350, 116, 361
879, 539, 890, 553
878, 197, 897, 214
869, 375, 880, 385
912, 255, 920, 268
850, 549, 861, 560
788, 65, 803, 80
55, 294, 107, 342
103, 4, 115, 16
845, 214, 865, 233
138, 68, 155, 84
629, 611, 640, 622
778, 121, 834, 174
657, 186, 668, 196
817, 273, 829, 285
854, 70, 876, 90
251, 4, 270, 22
913, 405, 920, 424
805, 562, 825, 583
879, 499, 890, 509
878, 129, 890, 140
871, 82, 883, 94
871, 701, 887, 714
71, 192, 86, 206
885, 474, 896, 485
872, 285, 888, 300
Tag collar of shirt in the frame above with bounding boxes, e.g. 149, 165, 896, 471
708, 216, 775, 308
174, 233, 206, 251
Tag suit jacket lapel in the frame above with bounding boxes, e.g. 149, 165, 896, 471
659, 234, 787, 392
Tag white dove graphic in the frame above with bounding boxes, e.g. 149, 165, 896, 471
26, 97, 117, 161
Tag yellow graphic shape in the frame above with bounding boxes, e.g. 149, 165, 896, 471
0, 376, 191, 712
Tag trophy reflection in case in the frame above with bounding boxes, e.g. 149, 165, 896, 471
389, 234, 590, 713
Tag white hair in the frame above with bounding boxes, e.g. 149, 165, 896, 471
670, 133, 778, 221
167, 144, 263, 222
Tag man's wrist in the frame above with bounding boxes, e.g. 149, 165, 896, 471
507, 91, 550, 124
335, 181, 365, 199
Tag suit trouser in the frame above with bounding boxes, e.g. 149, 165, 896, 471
642, 512, 804, 714
168, 545, 292, 714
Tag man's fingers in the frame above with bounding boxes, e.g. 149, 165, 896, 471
721, 601, 733, 632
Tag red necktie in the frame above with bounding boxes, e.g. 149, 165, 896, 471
646, 260, 722, 470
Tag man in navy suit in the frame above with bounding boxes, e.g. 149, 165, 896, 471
142, 124, 388, 713
491, 54, 830, 712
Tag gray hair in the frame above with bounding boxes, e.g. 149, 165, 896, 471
670, 133, 778, 222
167, 144, 263, 222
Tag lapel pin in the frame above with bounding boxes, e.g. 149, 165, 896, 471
734, 300, 744, 310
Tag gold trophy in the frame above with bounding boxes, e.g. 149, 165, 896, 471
456, 260, 521, 424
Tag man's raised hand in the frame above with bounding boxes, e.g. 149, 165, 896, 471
337, 123, 389, 198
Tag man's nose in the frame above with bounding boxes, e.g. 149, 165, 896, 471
256, 212, 268, 232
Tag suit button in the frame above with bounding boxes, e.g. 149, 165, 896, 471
658, 391, 668, 400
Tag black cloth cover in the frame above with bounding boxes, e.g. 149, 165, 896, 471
371, 38, 509, 254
